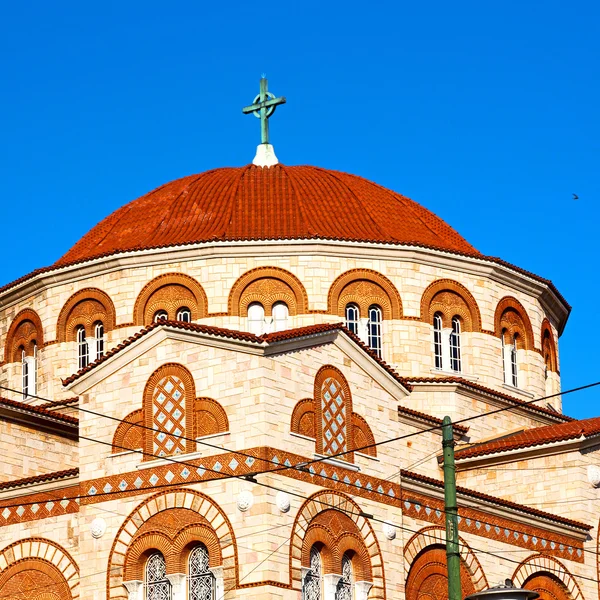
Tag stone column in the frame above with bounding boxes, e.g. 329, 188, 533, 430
358, 317, 370, 346
355, 580, 374, 600
441, 327, 452, 371
209, 566, 224, 600
87, 337, 98, 363
324, 573, 342, 600
166, 573, 187, 599
122, 580, 144, 600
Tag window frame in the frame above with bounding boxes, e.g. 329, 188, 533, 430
345, 303, 360, 336
367, 304, 383, 358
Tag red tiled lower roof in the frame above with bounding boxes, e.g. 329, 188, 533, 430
0, 396, 79, 425
404, 376, 573, 422
401, 469, 591, 530
0, 468, 79, 492
397, 405, 469, 434
454, 415, 600, 460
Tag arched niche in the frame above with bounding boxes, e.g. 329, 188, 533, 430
494, 296, 534, 351
4, 308, 44, 363
56, 288, 116, 343
420, 279, 481, 332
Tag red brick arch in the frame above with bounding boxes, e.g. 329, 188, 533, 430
541, 319, 558, 373
494, 296, 535, 351
328, 269, 403, 320
512, 555, 582, 600
4, 308, 44, 363
56, 287, 116, 342
291, 398, 316, 439
112, 409, 143, 453
420, 279, 481, 332
228, 266, 308, 317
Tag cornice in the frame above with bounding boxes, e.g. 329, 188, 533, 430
0, 402, 78, 440
0, 240, 570, 333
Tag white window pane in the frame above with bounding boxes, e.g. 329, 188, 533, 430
272, 302, 289, 332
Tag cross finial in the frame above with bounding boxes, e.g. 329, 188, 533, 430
242, 77, 286, 145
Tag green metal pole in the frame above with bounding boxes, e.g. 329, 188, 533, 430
443, 415, 462, 600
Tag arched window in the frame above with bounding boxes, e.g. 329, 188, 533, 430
21, 348, 28, 398
189, 543, 214, 599
247, 302, 265, 336
146, 552, 171, 599
335, 552, 353, 600
77, 326, 89, 369
511, 334, 519, 387
95, 322, 105, 358
176, 307, 191, 323
433, 312, 443, 369
272, 302, 289, 332
154, 310, 168, 323
367, 305, 382, 358
303, 545, 322, 600
345, 304, 360, 336
450, 316, 461, 372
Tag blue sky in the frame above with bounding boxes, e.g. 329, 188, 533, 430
1, 1, 598, 418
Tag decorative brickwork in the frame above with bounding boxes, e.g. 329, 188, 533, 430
352, 413, 377, 457
512, 555, 582, 600
494, 296, 535, 350
328, 269, 402, 319
112, 409, 143, 452
420, 279, 482, 331
228, 266, 308, 316
290, 490, 385, 598
4, 308, 44, 363
541, 320, 558, 373
106, 489, 238, 600
143, 364, 196, 459
133, 273, 208, 325
193, 397, 229, 438
290, 398, 316, 438
0, 538, 79, 599
56, 288, 116, 342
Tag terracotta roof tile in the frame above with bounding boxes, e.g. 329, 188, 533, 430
455, 415, 600, 460
0, 396, 79, 425
404, 376, 574, 422
401, 469, 591, 530
397, 405, 469, 434
0, 468, 79, 492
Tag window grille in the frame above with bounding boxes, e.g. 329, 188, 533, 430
176, 307, 191, 323
303, 546, 322, 600
449, 316, 461, 372
345, 304, 359, 336
367, 305, 382, 358
247, 303, 265, 335
321, 376, 347, 456
189, 544, 214, 600
272, 302, 289, 332
95, 322, 105, 358
154, 310, 168, 322
152, 375, 186, 457
146, 553, 171, 600
335, 553, 353, 600
511, 335, 518, 387
433, 312, 443, 369
77, 326, 89, 369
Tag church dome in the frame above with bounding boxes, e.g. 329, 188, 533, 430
56, 164, 479, 266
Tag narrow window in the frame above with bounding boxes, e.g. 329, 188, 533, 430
367, 305, 383, 358
433, 312, 443, 369
247, 302, 265, 336
511, 334, 519, 387
31, 342, 37, 396
95, 322, 105, 358
154, 310, 168, 322
335, 552, 353, 600
345, 304, 359, 336
189, 543, 214, 599
321, 374, 348, 456
21, 348, 28, 398
449, 316, 462, 372
77, 326, 89, 370
272, 302, 289, 332
146, 552, 171, 600
176, 307, 191, 323
152, 375, 187, 457
303, 545, 322, 600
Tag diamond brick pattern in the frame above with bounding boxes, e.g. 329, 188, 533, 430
152, 375, 186, 457
321, 376, 347, 456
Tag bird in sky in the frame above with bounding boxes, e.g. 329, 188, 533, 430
573, 193, 579, 200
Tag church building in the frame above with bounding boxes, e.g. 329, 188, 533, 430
0, 80, 598, 600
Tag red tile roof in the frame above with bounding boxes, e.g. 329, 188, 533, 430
454, 415, 600, 460
401, 469, 591, 530
55, 165, 480, 266
0, 396, 79, 425
0, 468, 79, 492
397, 405, 469, 434
404, 376, 573, 422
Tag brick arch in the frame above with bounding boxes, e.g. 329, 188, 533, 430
143, 363, 196, 459
194, 397, 229, 438
290, 490, 385, 599
291, 398, 316, 439
228, 266, 308, 317
352, 412, 377, 457
56, 288, 116, 343
541, 319, 558, 373
494, 297, 535, 351
403, 527, 488, 592
133, 273, 208, 326
106, 488, 238, 599
315, 365, 354, 461
328, 269, 402, 320
420, 279, 481, 332
4, 308, 44, 363
0, 538, 79, 599
112, 409, 143, 453
512, 555, 583, 600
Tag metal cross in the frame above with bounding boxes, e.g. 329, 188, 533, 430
242, 77, 286, 145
